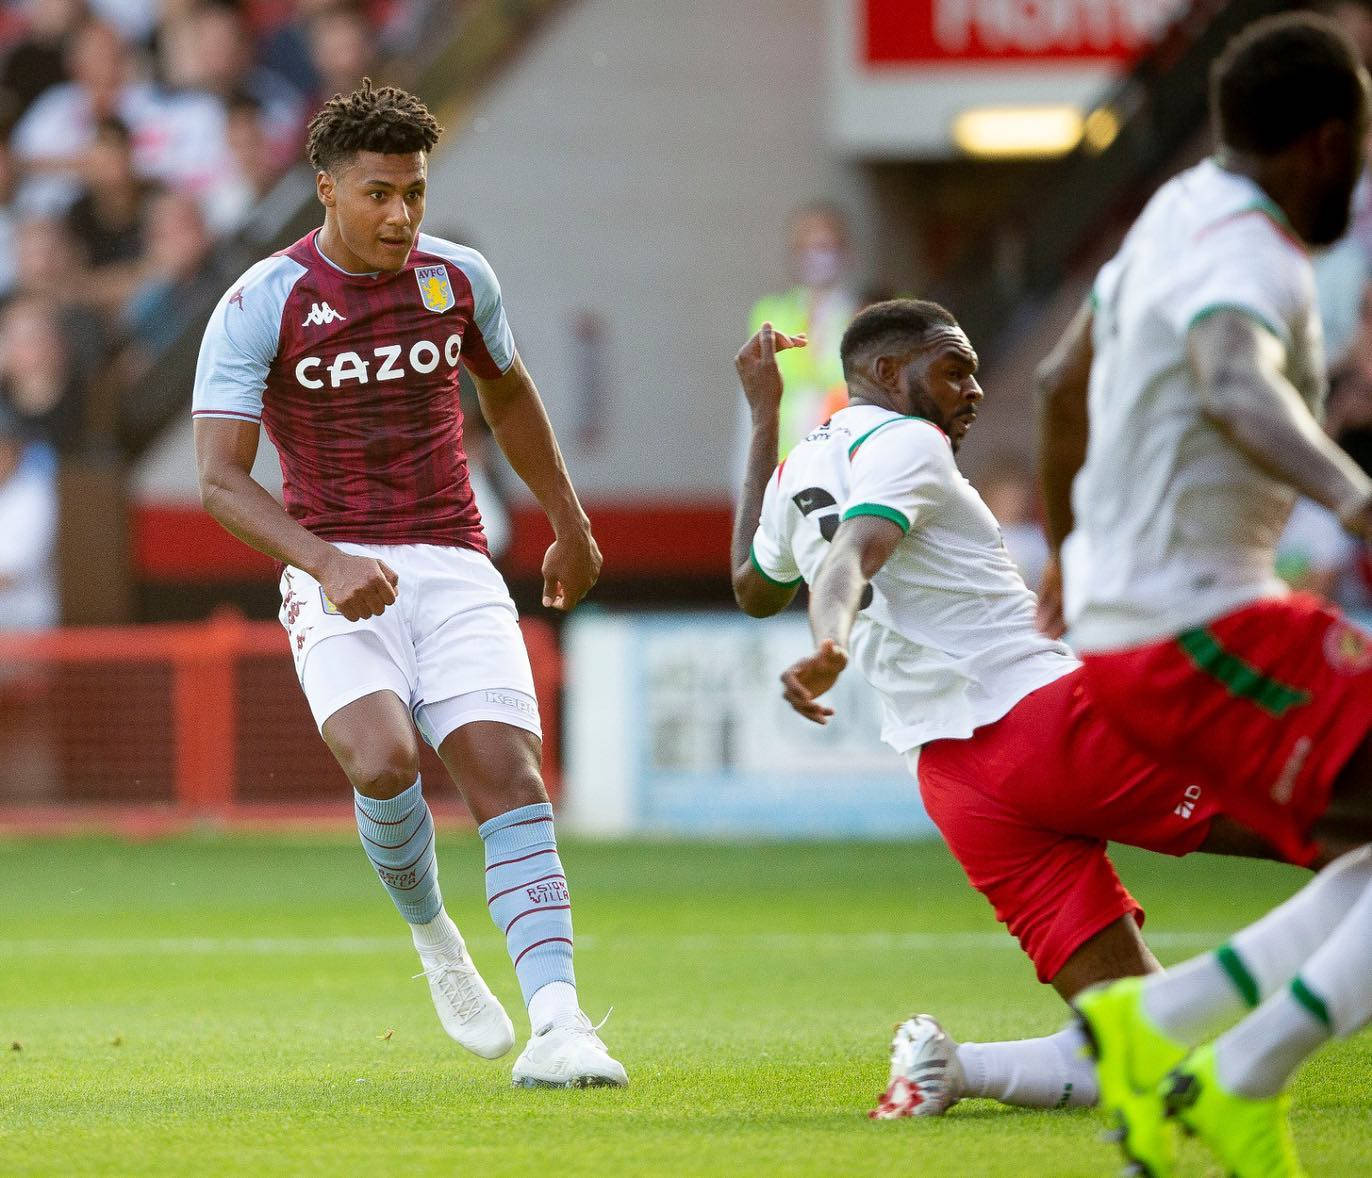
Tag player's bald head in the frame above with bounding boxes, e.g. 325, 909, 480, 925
839, 299, 966, 381
306, 77, 443, 174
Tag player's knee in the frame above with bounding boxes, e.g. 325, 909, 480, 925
505, 762, 548, 808
445, 724, 548, 809
467, 757, 546, 811
347, 745, 421, 799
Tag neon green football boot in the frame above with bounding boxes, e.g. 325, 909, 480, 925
1162, 1044, 1307, 1178
1073, 977, 1189, 1177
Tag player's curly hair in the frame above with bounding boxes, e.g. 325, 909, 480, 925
306, 77, 444, 172
1213, 13, 1364, 155
839, 299, 959, 380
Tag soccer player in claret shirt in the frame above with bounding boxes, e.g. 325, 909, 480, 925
1038, 15, 1372, 1175
192, 80, 625, 1088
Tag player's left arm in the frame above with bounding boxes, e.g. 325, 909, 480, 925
1190, 311, 1372, 529
780, 515, 902, 724
782, 416, 939, 724
1033, 298, 1093, 638
731, 323, 807, 617
471, 355, 601, 611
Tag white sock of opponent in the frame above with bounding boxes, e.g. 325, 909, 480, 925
1214, 871, 1372, 1099
1141, 845, 1372, 1045
957, 1025, 1097, 1108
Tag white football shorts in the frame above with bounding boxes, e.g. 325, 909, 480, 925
278, 542, 541, 746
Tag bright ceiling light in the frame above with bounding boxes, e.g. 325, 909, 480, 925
951, 105, 1085, 159
1082, 106, 1122, 154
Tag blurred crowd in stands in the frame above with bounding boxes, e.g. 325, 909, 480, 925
0, 0, 438, 457
0, 0, 439, 626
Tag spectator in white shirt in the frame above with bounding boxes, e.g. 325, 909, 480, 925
159, 2, 304, 170
0, 407, 59, 629
12, 18, 231, 211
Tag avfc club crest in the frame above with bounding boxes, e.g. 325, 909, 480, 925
415, 264, 455, 313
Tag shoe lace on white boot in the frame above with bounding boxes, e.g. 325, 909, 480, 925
585, 1007, 613, 1043
548, 1006, 613, 1043
413, 955, 483, 1022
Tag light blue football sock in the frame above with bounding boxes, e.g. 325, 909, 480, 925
481, 802, 576, 1005
354, 779, 443, 925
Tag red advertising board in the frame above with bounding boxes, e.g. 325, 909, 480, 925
864, 0, 1184, 65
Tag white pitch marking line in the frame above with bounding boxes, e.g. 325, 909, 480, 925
4, 930, 1229, 957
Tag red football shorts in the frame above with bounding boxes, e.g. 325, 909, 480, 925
916, 667, 1218, 984
1081, 594, 1372, 868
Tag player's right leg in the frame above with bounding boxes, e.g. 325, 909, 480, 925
280, 563, 513, 1059
1159, 862, 1372, 1178
1078, 844, 1372, 1176
321, 686, 514, 1059
431, 710, 626, 1088
407, 544, 626, 1088
888, 666, 1260, 1127
884, 673, 1162, 1118
1062, 830, 1284, 1170
872, 913, 1154, 1120
1067, 599, 1372, 1170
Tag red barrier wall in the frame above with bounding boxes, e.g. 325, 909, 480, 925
0, 614, 561, 833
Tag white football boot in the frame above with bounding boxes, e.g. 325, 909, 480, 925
869, 1013, 966, 1118
413, 940, 515, 1060
512, 1011, 629, 1088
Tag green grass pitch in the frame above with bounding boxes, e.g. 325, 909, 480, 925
2, 835, 1368, 1176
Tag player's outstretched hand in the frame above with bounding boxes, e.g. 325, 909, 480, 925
318, 549, 399, 621
735, 322, 807, 417
780, 639, 848, 724
542, 527, 603, 611
1035, 555, 1067, 639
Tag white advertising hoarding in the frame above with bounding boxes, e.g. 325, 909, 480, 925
563, 612, 933, 838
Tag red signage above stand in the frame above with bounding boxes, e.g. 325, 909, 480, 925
863, 0, 1184, 66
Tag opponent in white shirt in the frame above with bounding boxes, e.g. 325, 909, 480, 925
729, 303, 1327, 1122
1036, 15, 1372, 1175
1063, 158, 1327, 650
749, 394, 1072, 752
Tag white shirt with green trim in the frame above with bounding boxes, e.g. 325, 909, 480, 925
1064, 158, 1323, 651
751, 403, 1076, 753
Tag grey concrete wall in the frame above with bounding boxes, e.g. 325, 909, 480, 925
426, 0, 873, 500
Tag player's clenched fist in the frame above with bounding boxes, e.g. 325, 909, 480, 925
779, 639, 848, 725
735, 322, 807, 417
542, 526, 602, 611
317, 549, 400, 620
